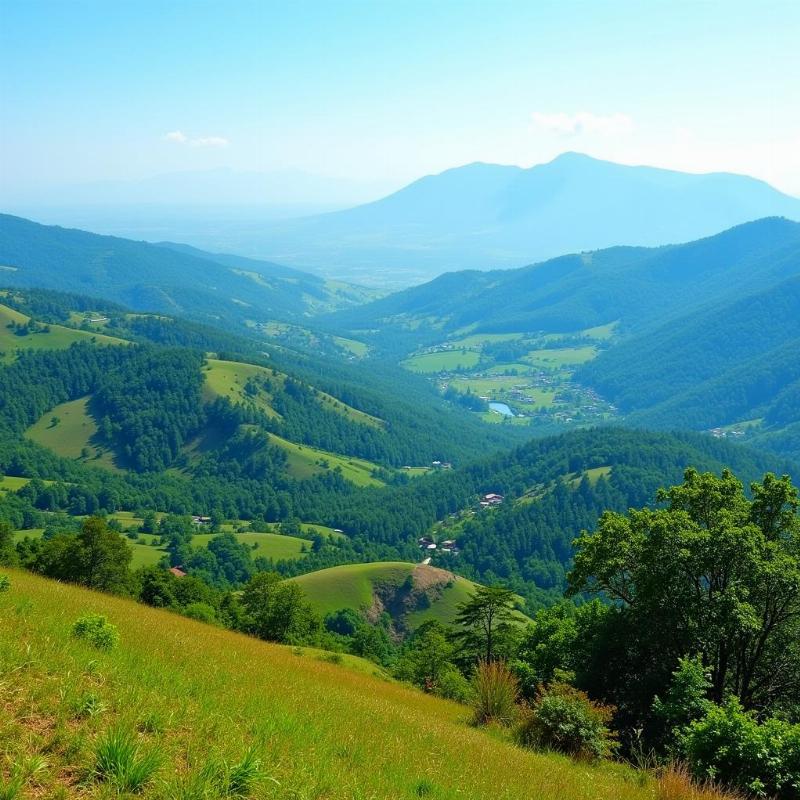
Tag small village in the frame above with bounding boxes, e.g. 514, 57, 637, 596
417, 492, 505, 559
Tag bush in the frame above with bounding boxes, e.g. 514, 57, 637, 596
517, 682, 616, 761
436, 664, 473, 704
182, 602, 218, 624
471, 660, 519, 726
0, 575, 9, 592
71, 613, 120, 650
682, 697, 800, 798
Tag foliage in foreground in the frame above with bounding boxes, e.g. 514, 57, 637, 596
517, 681, 617, 761
471, 659, 519, 726
0, 568, 662, 800
93, 727, 161, 793
71, 613, 120, 651
682, 698, 800, 798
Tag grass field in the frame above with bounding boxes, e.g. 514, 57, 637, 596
292, 562, 414, 616
568, 465, 613, 487
449, 332, 525, 347
11, 526, 310, 568
0, 475, 33, 492
522, 346, 598, 369
402, 349, 481, 373
0, 303, 125, 362
24, 396, 119, 470
192, 531, 308, 561
0, 570, 661, 800
582, 321, 619, 340
203, 359, 284, 419
333, 335, 368, 357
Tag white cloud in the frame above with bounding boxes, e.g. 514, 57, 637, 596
530, 111, 634, 137
163, 131, 229, 147
190, 135, 229, 148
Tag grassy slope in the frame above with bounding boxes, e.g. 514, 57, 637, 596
0, 303, 125, 361
0, 569, 649, 800
266, 432, 385, 487
192, 531, 307, 561
24, 396, 118, 470
204, 358, 383, 428
21, 360, 385, 486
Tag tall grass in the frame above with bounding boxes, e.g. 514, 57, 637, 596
471, 659, 519, 726
657, 765, 743, 800
93, 726, 161, 792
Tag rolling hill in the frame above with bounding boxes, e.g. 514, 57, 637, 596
254, 152, 800, 284
0, 568, 657, 800
0, 213, 370, 328
291, 561, 496, 634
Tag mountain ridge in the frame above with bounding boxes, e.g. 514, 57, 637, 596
255, 153, 800, 283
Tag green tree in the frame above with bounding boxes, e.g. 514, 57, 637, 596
241, 572, 319, 644
652, 655, 713, 754
395, 621, 459, 690
35, 517, 131, 593
569, 469, 800, 715
453, 585, 518, 664
0, 522, 18, 566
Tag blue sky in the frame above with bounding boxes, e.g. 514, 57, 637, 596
1, 0, 799, 197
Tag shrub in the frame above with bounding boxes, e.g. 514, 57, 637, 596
517, 681, 616, 761
182, 602, 218, 624
93, 727, 161, 792
471, 659, 519, 726
0, 575, 9, 592
71, 613, 120, 650
682, 697, 800, 798
436, 664, 473, 704
652, 655, 713, 754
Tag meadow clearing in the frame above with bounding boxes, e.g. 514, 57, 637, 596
0, 303, 125, 362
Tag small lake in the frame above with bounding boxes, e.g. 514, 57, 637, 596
489, 402, 515, 417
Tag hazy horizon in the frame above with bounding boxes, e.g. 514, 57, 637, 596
2, 0, 799, 206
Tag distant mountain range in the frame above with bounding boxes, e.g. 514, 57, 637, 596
0, 213, 375, 327
256, 152, 800, 284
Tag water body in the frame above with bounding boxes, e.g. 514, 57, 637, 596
489, 402, 515, 417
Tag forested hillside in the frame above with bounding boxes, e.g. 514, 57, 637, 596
326, 217, 800, 352
0, 213, 370, 327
